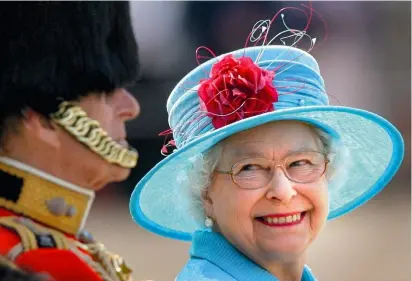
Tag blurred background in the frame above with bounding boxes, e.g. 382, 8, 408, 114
87, 2, 411, 281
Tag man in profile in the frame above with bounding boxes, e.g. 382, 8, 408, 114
0, 2, 144, 281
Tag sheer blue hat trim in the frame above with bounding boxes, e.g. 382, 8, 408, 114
130, 46, 404, 241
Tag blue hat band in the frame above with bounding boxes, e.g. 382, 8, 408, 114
169, 58, 328, 148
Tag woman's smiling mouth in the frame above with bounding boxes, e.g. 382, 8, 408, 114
256, 212, 307, 227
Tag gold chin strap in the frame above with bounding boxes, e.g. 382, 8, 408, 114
50, 101, 138, 169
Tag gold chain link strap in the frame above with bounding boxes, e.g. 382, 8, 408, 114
50, 102, 138, 168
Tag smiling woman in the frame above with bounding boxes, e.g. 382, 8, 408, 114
187, 122, 348, 227
201, 122, 331, 275
130, 5, 404, 281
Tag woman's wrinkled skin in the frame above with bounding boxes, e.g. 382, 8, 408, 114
203, 121, 329, 281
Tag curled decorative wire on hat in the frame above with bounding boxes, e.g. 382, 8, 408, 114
160, 2, 329, 156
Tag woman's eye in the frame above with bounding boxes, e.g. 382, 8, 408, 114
240, 164, 261, 171
289, 160, 310, 167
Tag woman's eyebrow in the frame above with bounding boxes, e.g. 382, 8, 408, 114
229, 143, 318, 159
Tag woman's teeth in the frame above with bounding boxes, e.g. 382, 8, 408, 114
260, 213, 304, 225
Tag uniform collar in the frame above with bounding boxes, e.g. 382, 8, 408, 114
0, 157, 95, 236
190, 230, 317, 281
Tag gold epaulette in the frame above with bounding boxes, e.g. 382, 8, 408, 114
0, 159, 95, 236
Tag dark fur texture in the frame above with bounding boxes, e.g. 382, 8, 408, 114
0, 2, 139, 131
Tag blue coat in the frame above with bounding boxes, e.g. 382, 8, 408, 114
177, 230, 317, 281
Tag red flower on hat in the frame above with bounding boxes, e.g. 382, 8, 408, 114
198, 54, 278, 129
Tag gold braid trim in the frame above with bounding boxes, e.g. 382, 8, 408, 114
50, 101, 138, 168
0, 217, 39, 253
73, 242, 134, 281
19, 218, 70, 250
0, 217, 120, 281
0, 217, 70, 254
0, 217, 140, 281
0, 255, 20, 270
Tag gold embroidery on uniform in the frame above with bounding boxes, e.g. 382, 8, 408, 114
0, 162, 142, 280
50, 101, 138, 169
75, 242, 133, 281
0, 217, 134, 281
0, 255, 20, 270
0, 217, 38, 252
16, 218, 70, 250
0, 161, 92, 235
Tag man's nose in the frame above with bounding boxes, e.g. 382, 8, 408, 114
113, 88, 140, 121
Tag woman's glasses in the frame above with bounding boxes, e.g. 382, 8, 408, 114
215, 151, 330, 189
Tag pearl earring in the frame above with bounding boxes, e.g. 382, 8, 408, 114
205, 217, 214, 229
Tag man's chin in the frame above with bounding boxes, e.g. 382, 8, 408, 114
93, 167, 132, 191
110, 165, 132, 182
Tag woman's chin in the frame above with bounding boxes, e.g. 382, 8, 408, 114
257, 236, 310, 259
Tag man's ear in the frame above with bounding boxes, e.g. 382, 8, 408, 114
22, 109, 60, 149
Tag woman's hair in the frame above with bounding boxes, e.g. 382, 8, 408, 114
186, 123, 350, 225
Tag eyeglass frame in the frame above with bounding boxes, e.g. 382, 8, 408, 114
214, 150, 331, 189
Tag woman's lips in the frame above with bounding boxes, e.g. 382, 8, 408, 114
256, 212, 307, 227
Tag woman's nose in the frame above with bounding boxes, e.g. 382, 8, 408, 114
265, 167, 297, 204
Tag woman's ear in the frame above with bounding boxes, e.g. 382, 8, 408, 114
201, 188, 214, 218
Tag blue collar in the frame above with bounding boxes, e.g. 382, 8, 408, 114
190, 230, 317, 281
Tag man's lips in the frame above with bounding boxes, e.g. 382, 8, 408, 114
116, 139, 129, 148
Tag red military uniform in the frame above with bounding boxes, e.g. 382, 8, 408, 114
0, 255, 43, 281
0, 2, 140, 281
0, 159, 133, 281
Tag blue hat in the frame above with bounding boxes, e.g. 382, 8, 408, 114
129, 45, 404, 241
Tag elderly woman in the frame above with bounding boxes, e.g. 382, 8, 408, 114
130, 21, 404, 281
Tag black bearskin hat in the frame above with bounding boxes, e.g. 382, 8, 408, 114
0, 2, 139, 128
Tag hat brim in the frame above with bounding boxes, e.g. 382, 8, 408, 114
130, 106, 404, 241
